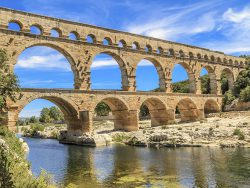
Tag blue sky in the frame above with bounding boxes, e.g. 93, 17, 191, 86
2, 0, 249, 117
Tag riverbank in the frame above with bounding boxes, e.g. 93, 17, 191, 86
20, 111, 250, 148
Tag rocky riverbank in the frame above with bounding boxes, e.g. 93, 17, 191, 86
21, 111, 250, 148
126, 111, 250, 148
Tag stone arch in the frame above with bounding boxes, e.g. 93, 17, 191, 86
103, 37, 112, 45
93, 97, 132, 131
30, 24, 43, 35
118, 39, 127, 48
204, 99, 220, 115
171, 61, 196, 93
69, 31, 80, 40
200, 65, 217, 94
189, 52, 194, 59
90, 51, 129, 90
17, 94, 80, 131
8, 20, 23, 31
176, 98, 200, 122
140, 97, 174, 127
145, 44, 152, 53
14, 42, 81, 89
50, 27, 62, 37
157, 47, 164, 54
132, 41, 140, 50
221, 68, 234, 92
135, 57, 166, 91
179, 50, 185, 57
86, 34, 96, 43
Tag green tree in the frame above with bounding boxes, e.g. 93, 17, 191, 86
29, 116, 38, 124
239, 86, 250, 102
39, 108, 51, 123
0, 49, 20, 113
172, 80, 190, 93
49, 106, 64, 121
95, 102, 111, 116
200, 75, 211, 94
233, 64, 250, 96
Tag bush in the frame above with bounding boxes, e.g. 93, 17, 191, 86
233, 128, 245, 140
0, 126, 55, 187
112, 134, 130, 143
223, 90, 236, 106
239, 86, 250, 102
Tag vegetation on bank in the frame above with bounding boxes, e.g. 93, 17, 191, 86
223, 63, 250, 106
0, 49, 54, 187
0, 127, 55, 187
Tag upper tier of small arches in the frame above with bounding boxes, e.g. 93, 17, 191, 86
5, 18, 247, 68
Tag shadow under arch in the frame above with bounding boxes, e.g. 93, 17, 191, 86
171, 62, 196, 93
141, 97, 174, 126
200, 65, 217, 94
93, 97, 134, 131
136, 57, 166, 91
204, 99, 220, 115
18, 94, 80, 131
90, 51, 129, 91
176, 98, 200, 122
15, 42, 81, 89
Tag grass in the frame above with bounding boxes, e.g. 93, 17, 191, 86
112, 134, 130, 143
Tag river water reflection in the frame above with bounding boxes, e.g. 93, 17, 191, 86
23, 137, 250, 188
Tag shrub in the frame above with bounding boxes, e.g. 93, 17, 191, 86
223, 90, 236, 106
112, 134, 130, 143
233, 128, 245, 140
0, 126, 55, 187
239, 86, 250, 102
161, 125, 167, 129
195, 128, 199, 131
177, 127, 182, 130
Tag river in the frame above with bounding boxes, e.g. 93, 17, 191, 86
23, 137, 250, 188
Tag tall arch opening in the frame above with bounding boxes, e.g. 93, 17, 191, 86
172, 63, 195, 93
17, 97, 79, 134
204, 99, 220, 116
93, 97, 133, 131
139, 98, 174, 127
221, 68, 234, 94
90, 52, 128, 90
176, 98, 199, 122
136, 58, 165, 91
200, 66, 217, 94
14, 46, 74, 89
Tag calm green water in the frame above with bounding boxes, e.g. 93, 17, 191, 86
23, 137, 250, 188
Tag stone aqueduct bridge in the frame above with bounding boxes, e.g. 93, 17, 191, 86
0, 7, 247, 134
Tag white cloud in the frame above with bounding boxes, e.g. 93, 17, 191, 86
223, 7, 250, 23
203, 6, 250, 53
16, 54, 71, 71
126, 1, 220, 40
